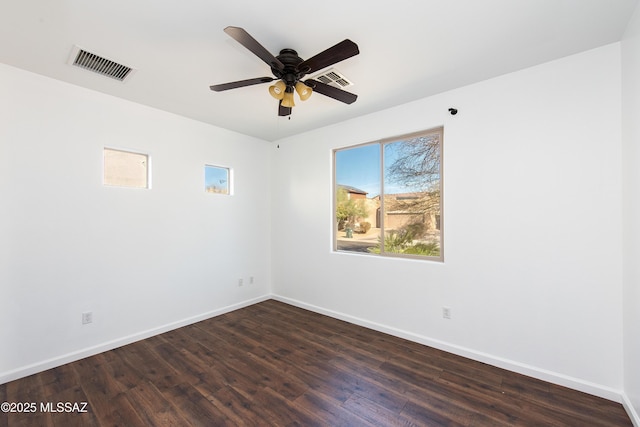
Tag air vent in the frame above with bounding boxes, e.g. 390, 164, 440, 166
68, 46, 136, 82
310, 68, 353, 89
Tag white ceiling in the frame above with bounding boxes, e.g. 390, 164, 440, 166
1, 0, 637, 141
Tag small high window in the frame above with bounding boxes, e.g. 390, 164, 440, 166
205, 165, 231, 195
103, 148, 149, 188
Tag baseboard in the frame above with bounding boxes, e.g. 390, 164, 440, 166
272, 294, 625, 404
0, 295, 270, 385
622, 393, 640, 427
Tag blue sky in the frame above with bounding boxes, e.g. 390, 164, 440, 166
335, 142, 417, 197
204, 165, 229, 192
335, 144, 381, 196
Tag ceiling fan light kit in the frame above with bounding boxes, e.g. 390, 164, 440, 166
295, 82, 312, 101
210, 26, 359, 117
268, 80, 286, 100
281, 87, 295, 108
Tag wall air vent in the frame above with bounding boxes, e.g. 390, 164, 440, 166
68, 46, 136, 82
309, 68, 353, 89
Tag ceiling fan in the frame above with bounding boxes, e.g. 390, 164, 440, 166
210, 27, 359, 117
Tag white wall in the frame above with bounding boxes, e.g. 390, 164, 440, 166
272, 44, 624, 400
622, 3, 640, 423
0, 63, 271, 382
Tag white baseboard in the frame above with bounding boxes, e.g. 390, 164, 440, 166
0, 295, 270, 385
622, 393, 640, 427
271, 294, 626, 404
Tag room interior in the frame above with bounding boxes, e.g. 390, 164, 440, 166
1, 0, 640, 424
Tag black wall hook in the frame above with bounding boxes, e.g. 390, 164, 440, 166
448, 108, 458, 115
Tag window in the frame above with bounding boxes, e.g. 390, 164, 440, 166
334, 127, 443, 261
103, 148, 149, 188
205, 165, 231, 195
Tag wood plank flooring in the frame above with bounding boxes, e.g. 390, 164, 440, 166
0, 299, 632, 426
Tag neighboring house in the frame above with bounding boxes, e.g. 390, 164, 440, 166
385, 192, 440, 231
372, 192, 440, 232
336, 184, 376, 231
338, 184, 368, 200
338, 186, 440, 233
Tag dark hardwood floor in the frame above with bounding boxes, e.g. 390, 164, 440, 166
0, 299, 632, 426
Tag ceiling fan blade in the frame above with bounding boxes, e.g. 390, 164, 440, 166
210, 77, 274, 92
298, 39, 359, 75
305, 79, 357, 104
224, 26, 285, 71
278, 100, 292, 117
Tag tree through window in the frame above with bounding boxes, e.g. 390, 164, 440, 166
334, 127, 443, 261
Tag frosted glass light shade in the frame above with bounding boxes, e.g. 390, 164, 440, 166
281, 90, 295, 108
268, 81, 286, 100
295, 82, 312, 101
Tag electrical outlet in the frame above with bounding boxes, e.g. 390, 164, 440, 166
82, 311, 93, 325
238, 278, 243, 287
249, 276, 254, 284
442, 307, 451, 320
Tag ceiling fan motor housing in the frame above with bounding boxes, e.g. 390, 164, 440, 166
272, 49, 307, 87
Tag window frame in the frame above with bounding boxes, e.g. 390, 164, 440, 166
333, 127, 444, 262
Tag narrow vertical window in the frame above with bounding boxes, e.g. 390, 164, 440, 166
205, 165, 231, 195
334, 127, 443, 261
103, 148, 149, 188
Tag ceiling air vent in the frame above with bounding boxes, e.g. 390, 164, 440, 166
68, 46, 136, 82
310, 68, 353, 89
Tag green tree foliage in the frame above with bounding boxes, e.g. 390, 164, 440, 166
336, 187, 368, 230
368, 227, 440, 256
404, 242, 440, 256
